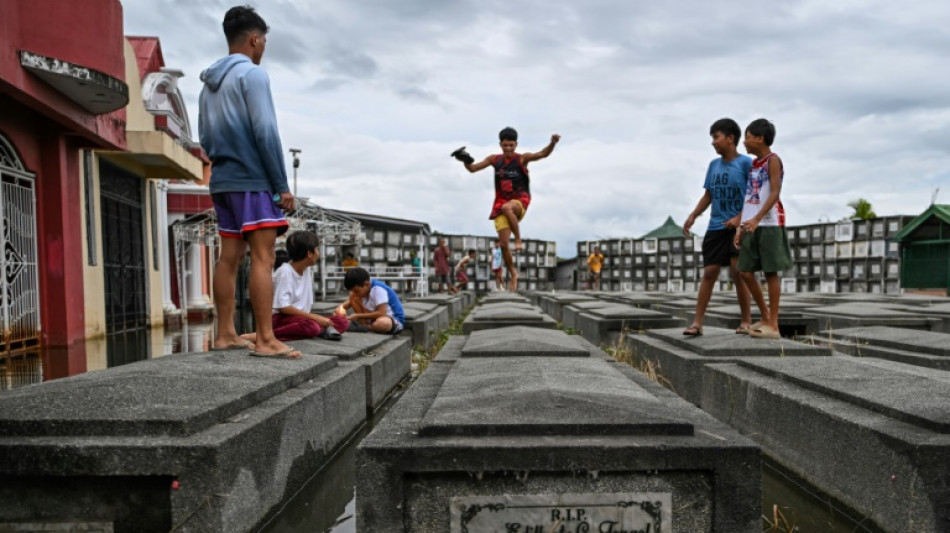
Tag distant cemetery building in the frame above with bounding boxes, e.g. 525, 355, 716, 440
892, 204, 950, 295
577, 214, 915, 294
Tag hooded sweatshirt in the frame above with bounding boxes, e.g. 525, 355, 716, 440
199, 54, 289, 195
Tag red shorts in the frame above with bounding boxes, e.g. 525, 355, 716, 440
456, 271, 469, 283
489, 194, 531, 219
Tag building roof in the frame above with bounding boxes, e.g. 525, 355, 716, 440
328, 208, 431, 234
891, 204, 950, 242
641, 216, 687, 239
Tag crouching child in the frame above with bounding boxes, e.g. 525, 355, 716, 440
337, 267, 406, 334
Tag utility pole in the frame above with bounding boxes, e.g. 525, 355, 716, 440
289, 148, 301, 197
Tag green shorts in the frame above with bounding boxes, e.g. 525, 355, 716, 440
738, 226, 793, 273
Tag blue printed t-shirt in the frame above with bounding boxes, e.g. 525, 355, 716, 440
702, 154, 752, 231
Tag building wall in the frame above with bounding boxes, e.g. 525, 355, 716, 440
576, 216, 914, 294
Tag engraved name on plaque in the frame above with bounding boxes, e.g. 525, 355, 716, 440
450, 492, 672, 533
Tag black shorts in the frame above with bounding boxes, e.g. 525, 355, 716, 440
702, 228, 739, 267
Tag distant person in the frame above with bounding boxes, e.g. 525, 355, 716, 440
587, 246, 605, 291
454, 249, 476, 291
432, 238, 454, 294
407, 249, 422, 295
452, 127, 560, 291
734, 118, 793, 340
681, 118, 753, 336
490, 240, 504, 291
200, 5, 298, 358
241, 231, 347, 345
336, 267, 406, 334
342, 252, 359, 272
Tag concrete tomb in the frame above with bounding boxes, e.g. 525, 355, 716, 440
801, 302, 942, 331
462, 304, 557, 334
801, 325, 950, 370
701, 356, 950, 532
356, 328, 761, 532
0, 349, 378, 533
625, 327, 831, 406
574, 304, 684, 346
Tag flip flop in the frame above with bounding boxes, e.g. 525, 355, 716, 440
319, 325, 343, 341
212, 340, 254, 351
682, 325, 703, 336
250, 347, 302, 358
736, 325, 751, 335
749, 325, 781, 340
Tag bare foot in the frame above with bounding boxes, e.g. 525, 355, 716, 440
213, 335, 255, 351
514, 238, 523, 251
508, 271, 519, 292
251, 339, 302, 358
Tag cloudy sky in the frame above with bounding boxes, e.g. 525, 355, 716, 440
124, 0, 950, 257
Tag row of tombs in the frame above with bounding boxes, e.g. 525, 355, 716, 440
0, 288, 948, 531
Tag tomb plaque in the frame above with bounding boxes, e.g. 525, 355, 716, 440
449, 492, 672, 533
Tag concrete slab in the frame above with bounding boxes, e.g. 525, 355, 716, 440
575, 305, 684, 346
535, 293, 598, 322
412, 293, 465, 320
401, 303, 447, 349
461, 326, 589, 358
480, 293, 531, 304
419, 357, 694, 437
462, 305, 558, 334
562, 300, 615, 330
799, 326, 950, 370
802, 303, 942, 331
701, 357, 950, 532
357, 335, 761, 532
0, 352, 367, 533
625, 327, 831, 406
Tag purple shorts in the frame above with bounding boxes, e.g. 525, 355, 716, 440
212, 192, 288, 239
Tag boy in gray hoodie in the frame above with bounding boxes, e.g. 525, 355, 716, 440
200, 6, 300, 358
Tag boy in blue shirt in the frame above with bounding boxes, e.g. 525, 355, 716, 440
337, 268, 406, 334
682, 118, 753, 336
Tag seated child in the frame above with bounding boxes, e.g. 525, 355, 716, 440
336, 267, 406, 334
242, 231, 348, 343
455, 249, 476, 291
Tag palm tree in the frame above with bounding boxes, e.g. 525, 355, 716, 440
847, 198, 877, 220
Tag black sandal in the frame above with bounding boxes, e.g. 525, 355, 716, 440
682, 325, 703, 336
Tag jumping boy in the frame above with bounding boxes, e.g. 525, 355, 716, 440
452, 128, 560, 291
734, 118, 793, 340
336, 267, 406, 334
682, 118, 753, 336
454, 249, 476, 291
241, 231, 348, 346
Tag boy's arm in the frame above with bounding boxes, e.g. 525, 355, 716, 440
464, 155, 494, 173
683, 190, 712, 236
741, 156, 783, 234
334, 300, 352, 316
243, 68, 294, 210
350, 303, 388, 322
521, 134, 561, 164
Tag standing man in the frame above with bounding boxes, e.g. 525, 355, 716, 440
452, 127, 560, 291
588, 246, 605, 291
199, 6, 300, 358
432, 238, 454, 294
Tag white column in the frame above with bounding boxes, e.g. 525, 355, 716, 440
157, 181, 177, 313
186, 242, 211, 309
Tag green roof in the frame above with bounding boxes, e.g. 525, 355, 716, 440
641, 216, 688, 239
891, 204, 950, 242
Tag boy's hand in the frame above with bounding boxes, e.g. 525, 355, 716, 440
683, 214, 696, 236
733, 228, 742, 248
725, 215, 741, 230
334, 305, 347, 317
551, 134, 561, 144
741, 218, 760, 234
277, 192, 294, 211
